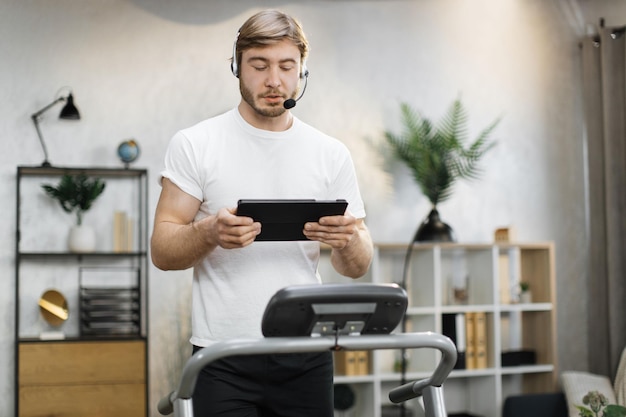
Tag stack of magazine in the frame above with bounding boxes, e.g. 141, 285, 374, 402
80, 286, 140, 337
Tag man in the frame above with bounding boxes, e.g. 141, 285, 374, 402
151, 9, 373, 417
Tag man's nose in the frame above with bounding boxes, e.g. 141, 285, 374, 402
265, 67, 281, 88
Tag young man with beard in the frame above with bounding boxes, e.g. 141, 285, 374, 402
151, 9, 373, 416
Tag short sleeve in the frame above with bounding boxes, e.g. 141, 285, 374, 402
160, 131, 203, 202
330, 149, 366, 219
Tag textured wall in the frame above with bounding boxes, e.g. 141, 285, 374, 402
0, 0, 614, 415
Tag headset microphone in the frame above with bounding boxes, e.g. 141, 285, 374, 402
283, 98, 297, 110
283, 70, 309, 109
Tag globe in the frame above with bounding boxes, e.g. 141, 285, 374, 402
117, 140, 140, 166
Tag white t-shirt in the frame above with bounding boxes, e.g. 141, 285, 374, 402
160, 108, 366, 346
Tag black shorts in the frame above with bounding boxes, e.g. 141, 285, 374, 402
191, 346, 334, 417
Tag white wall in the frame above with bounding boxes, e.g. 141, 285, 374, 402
0, 0, 616, 415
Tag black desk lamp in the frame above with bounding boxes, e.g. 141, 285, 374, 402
31, 90, 81, 167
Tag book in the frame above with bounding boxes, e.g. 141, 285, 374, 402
113, 211, 134, 252
356, 351, 370, 375
113, 211, 126, 252
465, 312, 477, 370
474, 311, 488, 368
334, 351, 358, 376
442, 313, 467, 369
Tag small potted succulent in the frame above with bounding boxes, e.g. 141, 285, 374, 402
519, 281, 532, 304
42, 174, 106, 252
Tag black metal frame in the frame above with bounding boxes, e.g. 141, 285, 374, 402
14, 165, 149, 417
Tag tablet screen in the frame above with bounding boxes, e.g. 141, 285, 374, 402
236, 199, 348, 241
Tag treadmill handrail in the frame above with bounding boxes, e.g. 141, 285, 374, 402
158, 331, 457, 415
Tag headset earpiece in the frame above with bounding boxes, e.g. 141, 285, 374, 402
301, 64, 309, 79
230, 32, 240, 78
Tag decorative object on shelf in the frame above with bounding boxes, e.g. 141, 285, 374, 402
576, 391, 626, 417
333, 384, 356, 415
117, 139, 140, 168
449, 249, 469, 304
79, 267, 141, 337
495, 226, 516, 243
113, 210, 134, 252
384, 99, 499, 242
501, 350, 536, 367
30, 87, 81, 167
68, 225, 97, 253
38, 289, 68, 340
334, 350, 370, 376
41, 174, 106, 253
519, 281, 532, 304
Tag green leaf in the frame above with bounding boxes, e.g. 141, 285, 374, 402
41, 174, 106, 226
384, 99, 499, 206
575, 405, 594, 417
604, 404, 626, 417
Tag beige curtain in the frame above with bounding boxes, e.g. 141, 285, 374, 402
581, 25, 626, 381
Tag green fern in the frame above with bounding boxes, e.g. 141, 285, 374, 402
385, 99, 499, 206
42, 174, 106, 225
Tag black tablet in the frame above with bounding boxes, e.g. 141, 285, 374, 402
236, 199, 348, 241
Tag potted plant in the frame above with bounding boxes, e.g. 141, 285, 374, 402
577, 390, 626, 417
384, 99, 499, 242
42, 174, 106, 252
519, 281, 532, 303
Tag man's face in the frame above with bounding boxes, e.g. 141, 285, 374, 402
239, 39, 302, 118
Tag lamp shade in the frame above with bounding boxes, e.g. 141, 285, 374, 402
59, 93, 80, 120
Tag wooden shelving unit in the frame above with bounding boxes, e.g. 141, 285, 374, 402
14, 166, 149, 417
320, 242, 557, 417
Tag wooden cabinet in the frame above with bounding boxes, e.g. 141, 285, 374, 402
18, 340, 146, 417
14, 166, 149, 417
320, 242, 557, 417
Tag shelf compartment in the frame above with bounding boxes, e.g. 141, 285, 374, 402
500, 310, 554, 367
501, 370, 557, 399
332, 382, 377, 417
440, 375, 499, 417
440, 247, 496, 306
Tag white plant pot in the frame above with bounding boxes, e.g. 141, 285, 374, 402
520, 291, 532, 304
68, 225, 96, 253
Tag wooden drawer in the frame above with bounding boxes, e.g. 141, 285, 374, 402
19, 340, 145, 385
19, 383, 146, 417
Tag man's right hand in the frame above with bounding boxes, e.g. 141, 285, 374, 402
202, 207, 261, 249
151, 178, 260, 271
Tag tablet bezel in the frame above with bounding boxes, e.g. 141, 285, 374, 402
236, 199, 348, 241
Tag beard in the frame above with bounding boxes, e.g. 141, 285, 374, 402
240, 82, 296, 118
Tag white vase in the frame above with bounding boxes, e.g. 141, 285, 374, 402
520, 291, 532, 304
68, 225, 96, 253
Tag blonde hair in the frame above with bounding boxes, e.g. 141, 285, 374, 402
233, 10, 309, 76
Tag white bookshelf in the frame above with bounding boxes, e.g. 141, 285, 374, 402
321, 242, 557, 417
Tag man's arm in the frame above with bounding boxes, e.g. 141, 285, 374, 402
303, 214, 373, 278
151, 178, 260, 271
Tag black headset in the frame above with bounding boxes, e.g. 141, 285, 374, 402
230, 31, 309, 79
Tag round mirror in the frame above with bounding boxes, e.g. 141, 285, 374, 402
39, 289, 69, 327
